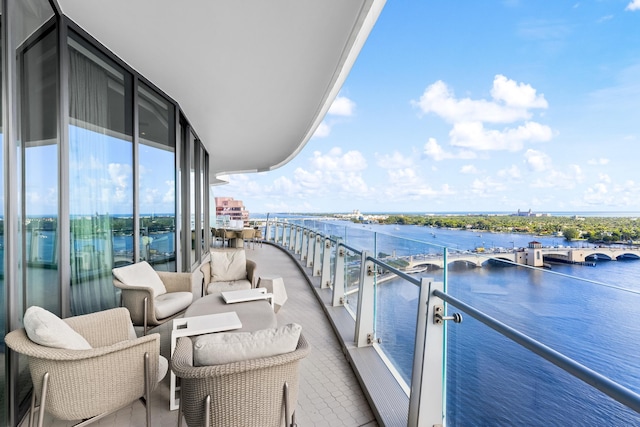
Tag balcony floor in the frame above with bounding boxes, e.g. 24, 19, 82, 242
25, 243, 378, 427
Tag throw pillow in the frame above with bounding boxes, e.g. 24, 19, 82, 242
23, 306, 92, 350
193, 323, 301, 366
210, 249, 247, 282
112, 261, 167, 297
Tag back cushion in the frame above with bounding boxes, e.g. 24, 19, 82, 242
112, 261, 167, 297
210, 249, 247, 282
24, 306, 92, 350
192, 323, 302, 366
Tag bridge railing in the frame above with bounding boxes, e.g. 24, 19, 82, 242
264, 218, 640, 426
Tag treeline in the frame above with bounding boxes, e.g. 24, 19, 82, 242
377, 215, 640, 243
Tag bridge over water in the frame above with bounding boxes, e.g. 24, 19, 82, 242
399, 246, 640, 269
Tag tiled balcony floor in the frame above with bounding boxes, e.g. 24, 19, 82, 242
23, 243, 378, 427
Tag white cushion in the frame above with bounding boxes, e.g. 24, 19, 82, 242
154, 291, 193, 320
206, 279, 252, 295
23, 306, 92, 350
192, 323, 301, 366
210, 249, 247, 282
112, 261, 167, 297
158, 355, 169, 382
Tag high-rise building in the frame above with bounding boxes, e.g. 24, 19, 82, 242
215, 197, 249, 225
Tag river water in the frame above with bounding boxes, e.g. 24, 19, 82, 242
316, 221, 640, 427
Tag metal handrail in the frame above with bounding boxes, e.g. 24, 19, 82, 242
434, 289, 640, 414
367, 256, 420, 287
271, 219, 640, 418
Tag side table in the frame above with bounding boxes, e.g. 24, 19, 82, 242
257, 275, 288, 312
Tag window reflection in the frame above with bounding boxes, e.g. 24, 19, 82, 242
68, 34, 132, 314
138, 83, 176, 270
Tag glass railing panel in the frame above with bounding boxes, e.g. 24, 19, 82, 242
373, 233, 448, 385
446, 255, 640, 425
343, 249, 361, 315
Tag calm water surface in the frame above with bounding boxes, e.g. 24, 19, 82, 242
327, 221, 640, 427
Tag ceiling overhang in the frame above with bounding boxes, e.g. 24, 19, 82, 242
57, 0, 385, 185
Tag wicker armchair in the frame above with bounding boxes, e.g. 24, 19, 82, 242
113, 262, 194, 335
4, 307, 162, 427
171, 334, 310, 427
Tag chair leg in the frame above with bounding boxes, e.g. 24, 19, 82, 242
29, 385, 36, 427
144, 352, 152, 427
177, 387, 183, 427
143, 297, 149, 336
35, 372, 49, 427
283, 382, 290, 427
204, 395, 211, 427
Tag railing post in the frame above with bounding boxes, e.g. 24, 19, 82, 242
301, 230, 308, 260
320, 238, 332, 288
332, 241, 345, 306
313, 235, 322, 276
274, 222, 280, 245
355, 251, 375, 347
281, 223, 288, 248
408, 278, 445, 427
265, 221, 272, 243
306, 232, 315, 268
295, 227, 302, 254
288, 226, 297, 251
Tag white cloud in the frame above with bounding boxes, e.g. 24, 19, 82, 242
530, 165, 585, 189
626, 0, 640, 11
471, 177, 508, 195
582, 180, 635, 206
598, 173, 611, 184
524, 149, 552, 172
490, 74, 548, 109
310, 147, 367, 172
376, 151, 415, 169
413, 75, 553, 158
497, 165, 522, 179
313, 95, 356, 139
587, 158, 610, 165
313, 122, 331, 138
423, 137, 476, 161
413, 75, 547, 124
328, 96, 356, 116
450, 121, 552, 151
460, 164, 479, 174
597, 15, 614, 23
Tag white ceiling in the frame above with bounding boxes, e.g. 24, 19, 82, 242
57, 0, 385, 185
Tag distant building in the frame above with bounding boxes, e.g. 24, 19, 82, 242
215, 197, 249, 225
513, 209, 550, 217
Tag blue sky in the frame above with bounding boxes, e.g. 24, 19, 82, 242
215, 1, 640, 215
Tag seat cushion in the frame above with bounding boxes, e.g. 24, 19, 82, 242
210, 249, 247, 282
112, 261, 167, 297
154, 291, 193, 320
192, 323, 302, 366
206, 279, 252, 295
23, 306, 92, 350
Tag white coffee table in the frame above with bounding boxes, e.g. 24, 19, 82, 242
221, 288, 274, 309
170, 312, 242, 410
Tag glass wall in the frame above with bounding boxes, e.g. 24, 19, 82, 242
8, 1, 57, 423
0, 5, 4, 424
21, 28, 58, 313
189, 130, 197, 268
67, 33, 132, 314
137, 82, 176, 270
2, 6, 210, 423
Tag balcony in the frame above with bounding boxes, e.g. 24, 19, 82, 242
22, 242, 379, 427
21, 218, 640, 426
